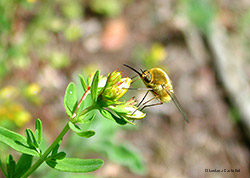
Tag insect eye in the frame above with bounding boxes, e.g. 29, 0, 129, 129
144, 73, 151, 83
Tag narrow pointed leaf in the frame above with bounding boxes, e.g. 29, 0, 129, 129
79, 112, 96, 124
76, 99, 85, 119
0, 126, 39, 157
6, 155, 15, 178
25, 129, 39, 149
90, 70, 99, 102
14, 154, 33, 178
35, 118, 42, 144
64, 82, 78, 117
99, 109, 115, 122
68, 122, 81, 132
117, 113, 135, 125
68, 122, 95, 138
51, 139, 62, 155
76, 130, 95, 138
79, 74, 87, 92
46, 158, 104, 173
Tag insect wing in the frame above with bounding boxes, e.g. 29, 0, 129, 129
164, 86, 189, 123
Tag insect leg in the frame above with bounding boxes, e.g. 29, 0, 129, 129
140, 95, 158, 106
137, 90, 149, 107
130, 90, 151, 116
139, 97, 163, 111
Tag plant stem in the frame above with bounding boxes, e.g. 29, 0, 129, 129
21, 123, 70, 178
22, 86, 93, 177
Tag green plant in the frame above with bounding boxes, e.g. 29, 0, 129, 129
133, 43, 167, 69
0, 69, 146, 177
180, 0, 217, 34
67, 115, 147, 175
89, 0, 124, 17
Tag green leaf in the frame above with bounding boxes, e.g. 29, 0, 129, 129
106, 143, 146, 174
99, 109, 127, 125
90, 70, 99, 102
0, 160, 7, 177
52, 140, 62, 155
48, 152, 66, 161
64, 82, 78, 117
99, 109, 115, 122
46, 158, 104, 173
25, 129, 39, 149
79, 112, 96, 124
76, 98, 85, 119
14, 154, 33, 178
68, 122, 95, 138
6, 154, 15, 178
79, 74, 87, 92
76, 130, 95, 138
0, 126, 40, 157
35, 118, 43, 144
68, 121, 81, 132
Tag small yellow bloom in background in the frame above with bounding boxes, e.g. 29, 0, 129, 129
25, 83, 41, 96
14, 110, 32, 128
150, 43, 167, 63
23, 83, 42, 105
27, 0, 36, 3
0, 86, 19, 100
0, 103, 32, 127
144, 43, 167, 68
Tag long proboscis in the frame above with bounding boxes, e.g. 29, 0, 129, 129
123, 64, 142, 77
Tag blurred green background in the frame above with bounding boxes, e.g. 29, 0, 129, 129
0, 0, 250, 177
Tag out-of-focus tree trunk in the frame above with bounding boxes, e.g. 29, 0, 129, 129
207, 20, 250, 137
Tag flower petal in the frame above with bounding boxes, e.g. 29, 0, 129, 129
123, 107, 146, 120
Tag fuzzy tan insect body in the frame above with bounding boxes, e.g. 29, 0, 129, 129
124, 64, 189, 123
142, 68, 173, 103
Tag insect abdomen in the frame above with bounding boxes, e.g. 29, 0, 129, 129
151, 84, 172, 103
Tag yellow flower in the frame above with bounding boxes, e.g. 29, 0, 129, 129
150, 43, 167, 63
25, 83, 41, 96
109, 105, 146, 120
94, 70, 146, 124
0, 86, 19, 100
27, 0, 36, 3
0, 103, 31, 127
101, 71, 132, 101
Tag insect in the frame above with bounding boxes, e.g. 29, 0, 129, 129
124, 64, 189, 123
